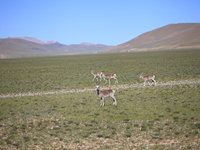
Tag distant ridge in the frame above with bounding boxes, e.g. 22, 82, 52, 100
105, 23, 200, 52
1, 23, 200, 58
8, 37, 58, 44
0, 38, 112, 59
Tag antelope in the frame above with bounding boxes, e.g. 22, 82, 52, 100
102, 72, 118, 84
96, 84, 117, 106
91, 71, 103, 81
139, 73, 156, 86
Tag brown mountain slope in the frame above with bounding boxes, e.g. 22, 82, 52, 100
105, 23, 200, 52
0, 38, 56, 58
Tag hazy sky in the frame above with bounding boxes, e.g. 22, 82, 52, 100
1, 0, 200, 45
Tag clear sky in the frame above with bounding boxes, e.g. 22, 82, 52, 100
1, 0, 200, 46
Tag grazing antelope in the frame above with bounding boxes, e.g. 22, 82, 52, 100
102, 72, 118, 84
139, 73, 156, 86
96, 84, 117, 106
91, 71, 103, 81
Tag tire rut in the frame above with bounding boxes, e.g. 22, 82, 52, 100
1, 79, 200, 99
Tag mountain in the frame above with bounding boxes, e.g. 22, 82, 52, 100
8, 37, 58, 44
62, 43, 112, 52
2, 23, 199, 59
105, 23, 200, 52
0, 38, 58, 59
0, 37, 112, 59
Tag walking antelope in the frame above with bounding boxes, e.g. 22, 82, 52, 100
139, 73, 156, 86
96, 84, 117, 106
102, 72, 118, 84
91, 71, 103, 81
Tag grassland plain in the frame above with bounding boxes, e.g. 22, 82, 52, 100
0, 49, 200, 95
0, 49, 200, 149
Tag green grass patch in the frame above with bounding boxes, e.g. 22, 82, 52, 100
0, 49, 200, 94
0, 49, 200, 149
0, 83, 199, 149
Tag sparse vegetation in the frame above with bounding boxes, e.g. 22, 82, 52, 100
0, 49, 200, 149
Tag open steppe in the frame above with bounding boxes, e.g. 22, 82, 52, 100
0, 49, 200, 149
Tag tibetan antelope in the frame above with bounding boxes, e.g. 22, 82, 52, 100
96, 84, 117, 106
139, 73, 156, 86
102, 72, 118, 84
91, 71, 103, 81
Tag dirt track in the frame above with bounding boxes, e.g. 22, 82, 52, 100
1, 79, 200, 99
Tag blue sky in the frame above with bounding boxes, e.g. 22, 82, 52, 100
1, 0, 200, 46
